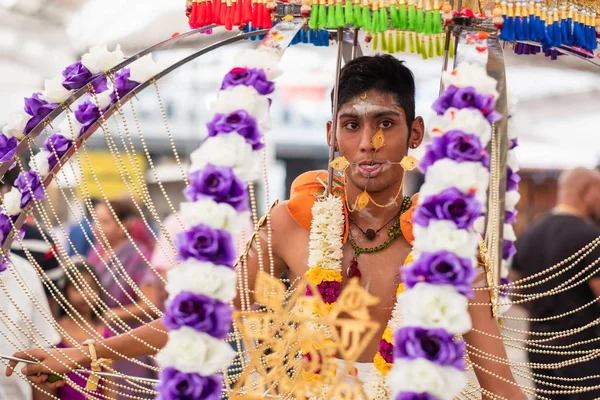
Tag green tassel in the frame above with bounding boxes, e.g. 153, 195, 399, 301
344, 0, 353, 24
436, 34, 443, 56
424, 10, 433, 34
398, 3, 407, 29
387, 31, 394, 53
362, 5, 372, 30
318, 4, 327, 28
309, 4, 319, 29
449, 36, 454, 58
372, 8, 380, 32
407, 4, 416, 30
380, 7, 389, 31
353, 3, 362, 26
335, 1, 344, 27
433, 9, 442, 33
421, 37, 428, 59
428, 35, 434, 57
380, 32, 387, 52
399, 31, 406, 51
390, 4, 399, 27
409, 32, 415, 52
327, 3, 336, 28
415, 33, 421, 53
373, 32, 379, 50
415, 8, 424, 32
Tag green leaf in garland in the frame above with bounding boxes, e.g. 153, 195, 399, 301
380, 6, 389, 31
344, 0, 353, 24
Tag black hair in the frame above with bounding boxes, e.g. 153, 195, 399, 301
331, 54, 416, 127
60, 261, 101, 320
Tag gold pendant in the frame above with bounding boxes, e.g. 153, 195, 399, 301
329, 156, 350, 172
371, 129, 385, 150
400, 155, 418, 171
356, 191, 371, 211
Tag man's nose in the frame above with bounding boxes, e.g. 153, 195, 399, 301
358, 128, 375, 153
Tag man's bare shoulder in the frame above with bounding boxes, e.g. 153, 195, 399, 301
269, 200, 304, 236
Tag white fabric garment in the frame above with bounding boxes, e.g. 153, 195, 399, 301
0, 254, 61, 400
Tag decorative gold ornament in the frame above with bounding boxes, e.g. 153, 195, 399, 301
230, 272, 380, 400
371, 129, 385, 150
356, 191, 371, 211
330, 155, 350, 172
399, 155, 418, 171
360, 92, 368, 100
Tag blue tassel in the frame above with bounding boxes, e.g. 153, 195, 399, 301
573, 21, 583, 47
552, 20, 562, 47
502, 16, 516, 41
515, 15, 524, 40
591, 26, 598, 51
565, 17, 573, 45
560, 17, 568, 44
528, 14, 536, 39
521, 15, 530, 40
542, 22, 553, 49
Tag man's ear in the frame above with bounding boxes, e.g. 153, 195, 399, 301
326, 120, 338, 151
408, 116, 425, 149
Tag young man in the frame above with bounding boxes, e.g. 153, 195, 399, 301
7, 55, 524, 398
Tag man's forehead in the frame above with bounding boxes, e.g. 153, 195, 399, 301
339, 91, 401, 111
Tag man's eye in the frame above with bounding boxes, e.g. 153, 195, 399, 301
344, 122, 359, 130
379, 120, 394, 129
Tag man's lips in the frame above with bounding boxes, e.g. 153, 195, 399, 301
357, 163, 383, 178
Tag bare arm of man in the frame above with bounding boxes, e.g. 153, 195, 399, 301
465, 277, 526, 399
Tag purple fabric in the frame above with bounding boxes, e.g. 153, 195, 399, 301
110, 68, 138, 103
158, 368, 222, 400
74, 100, 100, 136
503, 239, 516, 260
15, 171, 45, 209
412, 188, 482, 230
44, 133, 74, 170
507, 167, 520, 191
505, 209, 517, 224
23, 93, 58, 134
396, 393, 438, 400
419, 130, 489, 173
0, 134, 18, 163
432, 85, 502, 123
221, 67, 275, 95
206, 110, 263, 150
164, 292, 232, 339
176, 224, 235, 267
184, 165, 249, 211
394, 327, 465, 369
402, 250, 476, 297
379, 339, 394, 363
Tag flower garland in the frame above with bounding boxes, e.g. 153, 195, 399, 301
381, 62, 499, 400
155, 52, 278, 399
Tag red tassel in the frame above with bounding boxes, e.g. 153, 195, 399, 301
242, 0, 253, 23
206, 0, 214, 24
214, 0, 223, 24
233, 0, 242, 25
262, 2, 272, 28
224, 2, 234, 30
251, 0, 259, 26
198, 0, 207, 26
189, 0, 200, 28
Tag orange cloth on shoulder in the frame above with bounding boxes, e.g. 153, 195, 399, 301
286, 170, 418, 245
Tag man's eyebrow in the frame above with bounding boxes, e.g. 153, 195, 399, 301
338, 110, 404, 119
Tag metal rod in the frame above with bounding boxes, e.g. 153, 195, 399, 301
0, 354, 159, 385
352, 28, 360, 59
326, 27, 345, 196
439, 29, 453, 96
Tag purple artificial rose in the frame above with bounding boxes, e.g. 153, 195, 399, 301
0, 213, 14, 245
23, 93, 59, 134
507, 167, 520, 192
15, 171, 45, 209
432, 85, 501, 122
110, 68, 138, 103
74, 100, 100, 136
207, 110, 263, 150
221, 67, 275, 95
509, 138, 519, 150
184, 165, 249, 211
419, 130, 489, 173
503, 239, 516, 260
402, 251, 476, 297
316, 280, 342, 304
176, 224, 235, 267
158, 367, 222, 400
499, 277, 511, 297
164, 292, 232, 339
0, 134, 18, 163
413, 188, 482, 230
396, 392, 438, 400
44, 133, 74, 170
378, 339, 394, 363
394, 327, 465, 369
61, 61, 108, 93
432, 85, 459, 115
505, 209, 517, 224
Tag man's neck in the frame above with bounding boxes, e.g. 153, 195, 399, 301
345, 182, 404, 227
553, 203, 587, 220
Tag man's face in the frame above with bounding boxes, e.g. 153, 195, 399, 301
328, 89, 422, 193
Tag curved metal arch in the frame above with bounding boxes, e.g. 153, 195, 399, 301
1, 28, 269, 252
0, 25, 218, 178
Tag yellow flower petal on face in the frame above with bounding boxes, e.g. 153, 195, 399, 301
357, 191, 371, 211
382, 326, 394, 343
400, 155, 418, 171
396, 282, 406, 296
373, 352, 393, 376
329, 156, 349, 172
305, 268, 343, 285
371, 129, 385, 150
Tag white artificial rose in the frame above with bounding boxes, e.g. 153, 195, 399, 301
165, 259, 237, 302
413, 220, 479, 260
156, 327, 235, 375
504, 224, 516, 241
473, 216, 485, 235
501, 261, 509, 278
419, 159, 490, 204
189, 133, 260, 182
498, 295, 512, 314
94, 90, 112, 109
179, 199, 248, 235
399, 282, 472, 335
429, 108, 492, 146
507, 150, 519, 172
505, 190, 521, 211
29, 151, 51, 177
234, 48, 282, 80
211, 85, 271, 132
2, 112, 28, 139
58, 114, 83, 140
2, 187, 22, 216
40, 75, 72, 104
442, 63, 499, 98
81, 44, 124, 74
129, 54, 163, 84
387, 359, 467, 400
